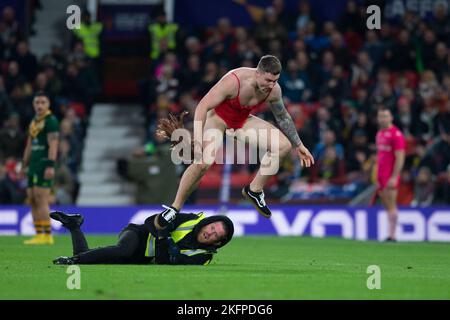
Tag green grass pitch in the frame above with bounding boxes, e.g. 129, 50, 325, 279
0, 235, 449, 299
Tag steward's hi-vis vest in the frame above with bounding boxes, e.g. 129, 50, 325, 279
73, 22, 103, 58
145, 212, 214, 265
148, 22, 178, 59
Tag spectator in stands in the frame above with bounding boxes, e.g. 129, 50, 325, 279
351, 50, 374, 86
401, 10, 421, 34
34, 72, 48, 93
337, 0, 365, 35
320, 64, 350, 101
254, 6, 288, 50
272, 0, 295, 32
58, 138, 78, 183
61, 63, 85, 102
307, 106, 341, 147
53, 162, 75, 205
216, 17, 235, 55
371, 81, 396, 112
13, 41, 38, 82
430, 3, 450, 44
411, 166, 435, 207
0, 76, 14, 124
429, 42, 448, 80
67, 41, 87, 63
295, 1, 314, 34
0, 6, 20, 43
42, 66, 62, 98
0, 161, 8, 202
385, 29, 416, 71
420, 29, 438, 71
313, 129, 344, 162
317, 50, 335, 85
396, 95, 428, 140
417, 100, 450, 174
59, 119, 81, 173
0, 113, 25, 160
345, 129, 370, 179
0, 158, 26, 204
178, 55, 202, 93
197, 61, 220, 98
397, 169, 414, 206
279, 59, 310, 103
9, 84, 34, 130
419, 70, 440, 104
328, 31, 351, 70
349, 110, 376, 143
183, 36, 202, 59
310, 145, 346, 185
5, 60, 26, 94
363, 30, 384, 69
154, 64, 180, 102
295, 50, 315, 100
434, 164, 450, 205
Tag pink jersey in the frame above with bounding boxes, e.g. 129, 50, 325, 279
376, 125, 405, 188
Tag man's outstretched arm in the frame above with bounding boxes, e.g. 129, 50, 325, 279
268, 85, 314, 167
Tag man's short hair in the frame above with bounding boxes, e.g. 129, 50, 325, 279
220, 220, 230, 241
257, 55, 282, 75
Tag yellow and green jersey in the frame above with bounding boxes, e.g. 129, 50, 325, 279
29, 113, 59, 169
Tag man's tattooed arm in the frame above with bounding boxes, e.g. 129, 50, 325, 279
268, 97, 303, 148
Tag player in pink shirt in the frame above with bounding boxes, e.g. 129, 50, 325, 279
375, 107, 406, 242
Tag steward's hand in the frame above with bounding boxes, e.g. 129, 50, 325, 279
167, 237, 181, 264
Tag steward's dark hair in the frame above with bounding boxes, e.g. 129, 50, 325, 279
33, 91, 50, 101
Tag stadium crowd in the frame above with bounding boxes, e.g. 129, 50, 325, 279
139, 0, 450, 205
0, 5, 100, 204
1, 1, 449, 205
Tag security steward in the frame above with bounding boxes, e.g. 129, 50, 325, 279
51, 208, 234, 265
73, 11, 103, 59
148, 11, 178, 60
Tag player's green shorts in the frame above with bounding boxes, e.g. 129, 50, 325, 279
27, 164, 53, 188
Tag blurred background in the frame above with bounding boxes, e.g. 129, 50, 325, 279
0, 0, 449, 211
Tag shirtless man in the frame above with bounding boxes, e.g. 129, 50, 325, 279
155, 55, 314, 229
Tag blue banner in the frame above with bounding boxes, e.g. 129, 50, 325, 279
1, 205, 449, 241
384, 0, 450, 20
98, 4, 160, 39
173, 0, 348, 27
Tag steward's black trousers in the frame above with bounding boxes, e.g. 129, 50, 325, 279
69, 224, 151, 264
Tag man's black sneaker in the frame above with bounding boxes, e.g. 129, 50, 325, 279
50, 211, 84, 229
242, 186, 272, 218
384, 237, 397, 242
53, 256, 76, 265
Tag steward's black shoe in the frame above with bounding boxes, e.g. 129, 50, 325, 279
53, 256, 76, 265
50, 211, 84, 229
242, 186, 272, 218
384, 237, 397, 242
